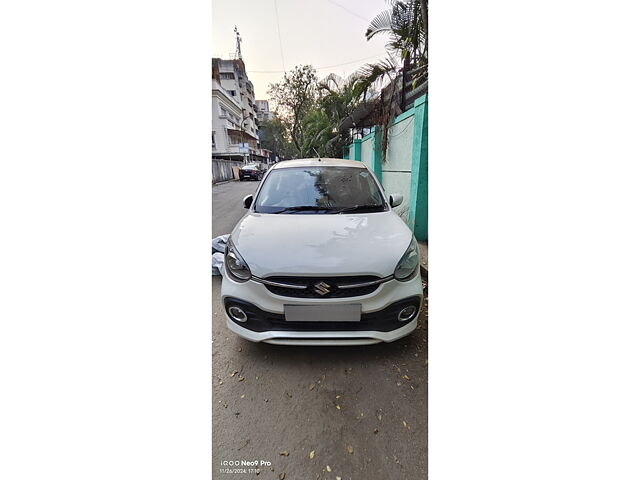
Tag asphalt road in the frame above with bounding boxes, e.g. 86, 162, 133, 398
213, 180, 428, 480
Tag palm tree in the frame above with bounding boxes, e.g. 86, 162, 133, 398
358, 0, 427, 93
303, 73, 367, 158
351, 0, 428, 161
366, 0, 426, 66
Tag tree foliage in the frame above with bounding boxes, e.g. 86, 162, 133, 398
267, 65, 318, 156
261, 1, 428, 161
258, 117, 296, 160
267, 68, 367, 159
356, 0, 427, 93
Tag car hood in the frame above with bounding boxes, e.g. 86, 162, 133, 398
230, 211, 414, 277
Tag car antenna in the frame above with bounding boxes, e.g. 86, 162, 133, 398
312, 147, 321, 160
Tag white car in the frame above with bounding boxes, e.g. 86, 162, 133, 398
221, 158, 423, 346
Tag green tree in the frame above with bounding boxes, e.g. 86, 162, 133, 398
267, 65, 318, 156
313, 73, 368, 158
352, 0, 428, 161
356, 0, 427, 94
259, 117, 295, 160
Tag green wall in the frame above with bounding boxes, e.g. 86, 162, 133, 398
345, 94, 427, 241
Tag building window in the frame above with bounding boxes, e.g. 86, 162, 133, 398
220, 72, 235, 80
229, 90, 236, 97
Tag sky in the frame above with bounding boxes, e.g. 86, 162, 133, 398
212, 0, 390, 101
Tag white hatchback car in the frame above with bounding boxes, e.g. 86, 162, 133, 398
221, 158, 423, 346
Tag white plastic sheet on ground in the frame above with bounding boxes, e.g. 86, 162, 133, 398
212, 252, 225, 276
212, 234, 230, 275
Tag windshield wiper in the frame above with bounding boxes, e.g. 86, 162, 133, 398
331, 204, 385, 214
270, 205, 333, 214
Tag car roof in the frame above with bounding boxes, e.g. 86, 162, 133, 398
271, 158, 366, 169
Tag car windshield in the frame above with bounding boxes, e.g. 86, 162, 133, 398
243, 165, 258, 170
254, 166, 386, 214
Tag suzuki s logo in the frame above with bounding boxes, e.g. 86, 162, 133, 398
313, 281, 331, 296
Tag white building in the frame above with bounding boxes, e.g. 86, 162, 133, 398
255, 99, 274, 122
212, 58, 267, 164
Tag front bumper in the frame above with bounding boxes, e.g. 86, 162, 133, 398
221, 270, 423, 345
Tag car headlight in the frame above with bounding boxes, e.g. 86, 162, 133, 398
394, 237, 419, 281
224, 239, 252, 282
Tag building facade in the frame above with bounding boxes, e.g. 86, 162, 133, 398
255, 100, 274, 122
212, 58, 268, 164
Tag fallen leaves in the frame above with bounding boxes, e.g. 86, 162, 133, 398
326, 465, 332, 472
230, 371, 238, 377
308, 383, 315, 391
309, 450, 315, 459
346, 445, 354, 454
279, 452, 289, 456
238, 376, 245, 382
279, 473, 286, 480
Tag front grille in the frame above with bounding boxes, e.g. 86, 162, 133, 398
262, 275, 382, 298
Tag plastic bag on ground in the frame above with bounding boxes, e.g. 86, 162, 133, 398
212, 234, 230, 253
212, 252, 225, 276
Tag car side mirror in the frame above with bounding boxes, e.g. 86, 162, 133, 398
243, 194, 253, 209
389, 193, 403, 208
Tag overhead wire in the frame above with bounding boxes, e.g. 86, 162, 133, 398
325, 0, 371, 23
273, 0, 287, 72
247, 54, 384, 74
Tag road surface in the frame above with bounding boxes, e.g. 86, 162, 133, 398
212, 180, 428, 480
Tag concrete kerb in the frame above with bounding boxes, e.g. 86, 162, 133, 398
212, 179, 236, 186
418, 241, 428, 278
